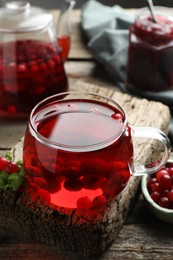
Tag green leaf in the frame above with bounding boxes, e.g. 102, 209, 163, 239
0, 171, 10, 181
0, 179, 5, 189
16, 160, 23, 166
7, 173, 24, 191
5, 152, 12, 161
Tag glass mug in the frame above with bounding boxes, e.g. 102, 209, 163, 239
127, 7, 173, 93
23, 92, 171, 209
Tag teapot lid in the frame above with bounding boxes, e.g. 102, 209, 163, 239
0, 1, 53, 33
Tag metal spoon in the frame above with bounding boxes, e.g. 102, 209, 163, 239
147, 0, 158, 23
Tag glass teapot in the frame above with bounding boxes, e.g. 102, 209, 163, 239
0, 1, 74, 119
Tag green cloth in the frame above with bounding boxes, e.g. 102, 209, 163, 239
81, 0, 134, 84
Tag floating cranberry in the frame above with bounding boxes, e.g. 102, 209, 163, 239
32, 177, 48, 190
77, 196, 92, 209
64, 179, 83, 191
82, 175, 105, 190
37, 189, 51, 203
42, 162, 62, 178
81, 158, 105, 176
111, 112, 123, 123
17, 63, 27, 73
63, 160, 81, 180
92, 195, 107, 207
47, 177, 62, 194
27, 165, 43, 178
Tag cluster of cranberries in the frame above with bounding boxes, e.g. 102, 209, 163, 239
0, 40, 68, 114
0, 153, 24, 191
147, 162, 173, 209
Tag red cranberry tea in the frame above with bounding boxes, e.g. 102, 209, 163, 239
127, 8, 173, 92
0, 40, 68, 118
58, 35, 71, 62
23, 98, 133, 209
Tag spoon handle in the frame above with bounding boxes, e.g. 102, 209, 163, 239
147, 0, 158, 23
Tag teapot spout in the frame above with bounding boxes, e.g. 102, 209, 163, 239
57, 0, 76, 61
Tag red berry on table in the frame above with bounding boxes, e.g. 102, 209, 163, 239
5, 161, 19, 174
0, 157, 9, 171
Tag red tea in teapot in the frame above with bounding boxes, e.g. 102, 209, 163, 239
0, 39, 68, 118
58, 35, 71, 61
23, 98, 133, 209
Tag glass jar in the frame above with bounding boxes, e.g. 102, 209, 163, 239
126, 7, 173, 93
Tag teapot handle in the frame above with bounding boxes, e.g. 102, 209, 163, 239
132, 126, 171, 176
56, 0, 76, 61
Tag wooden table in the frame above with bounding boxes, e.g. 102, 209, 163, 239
0, 10, 173, 260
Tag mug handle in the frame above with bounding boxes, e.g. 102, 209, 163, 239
132, 126, 171, 176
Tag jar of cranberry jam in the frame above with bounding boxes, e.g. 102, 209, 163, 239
127, 7, 173, 93
0, 1, 68, 119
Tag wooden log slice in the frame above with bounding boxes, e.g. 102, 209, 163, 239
0, 82, 171, 257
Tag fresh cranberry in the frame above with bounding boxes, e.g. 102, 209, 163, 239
150, 191, 161, 203
156, 169, 168, 182
82, 175, 105, 190
168, 189, 173, 202
159, 174, 172, 190
147, 162, 173, 210
158, 197, 171, 208
151, 182, 161, 192
5, 161, 19, 174
147, 177, 157, 192
0, 157, 9, 171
